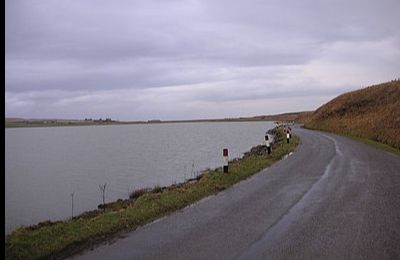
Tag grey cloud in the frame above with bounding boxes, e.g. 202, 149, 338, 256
5, 0, 400, 119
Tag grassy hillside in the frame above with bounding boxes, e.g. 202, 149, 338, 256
252, 111, 313, 123
305, 80, 400, 149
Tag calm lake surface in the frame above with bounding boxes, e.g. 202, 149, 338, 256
5, 121, 274, 233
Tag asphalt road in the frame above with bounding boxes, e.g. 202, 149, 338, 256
72, 128, 400, 260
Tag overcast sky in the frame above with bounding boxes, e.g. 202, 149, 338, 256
5, 0, 400, 120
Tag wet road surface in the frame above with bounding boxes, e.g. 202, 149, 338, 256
72, 128, 400, 260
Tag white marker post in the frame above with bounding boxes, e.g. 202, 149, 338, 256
265, 134, 271, 154
286, 130, 290, 143
223, 148, 229, 173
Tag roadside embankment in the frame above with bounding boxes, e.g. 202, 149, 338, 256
304, 80, 400, 152
5, 127, 299, 260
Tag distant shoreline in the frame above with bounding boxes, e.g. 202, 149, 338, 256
5, 111, 312, 128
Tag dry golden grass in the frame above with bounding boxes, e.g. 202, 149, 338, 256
252, 111, 313, 123
305, 80, 400, 149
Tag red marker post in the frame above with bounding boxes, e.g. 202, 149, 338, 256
223, 148, 229, 173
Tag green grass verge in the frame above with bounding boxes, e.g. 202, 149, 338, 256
5, 127, 299, 260
303, 125, 400, 156
348, 136, 400, 156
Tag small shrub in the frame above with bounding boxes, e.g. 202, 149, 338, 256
129, 188, 151, 200
152, 186, 164, 193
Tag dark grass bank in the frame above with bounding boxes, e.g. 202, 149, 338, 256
5, 127, 299, 260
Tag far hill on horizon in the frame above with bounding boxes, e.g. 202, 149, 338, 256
305, 79, 400, 149
5, 111, 313, 128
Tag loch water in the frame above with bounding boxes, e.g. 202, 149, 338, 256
5, 121, 274, 233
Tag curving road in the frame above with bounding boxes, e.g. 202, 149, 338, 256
72, 128, 400, 260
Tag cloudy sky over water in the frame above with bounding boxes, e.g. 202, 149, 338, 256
5, 0, 400, 120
